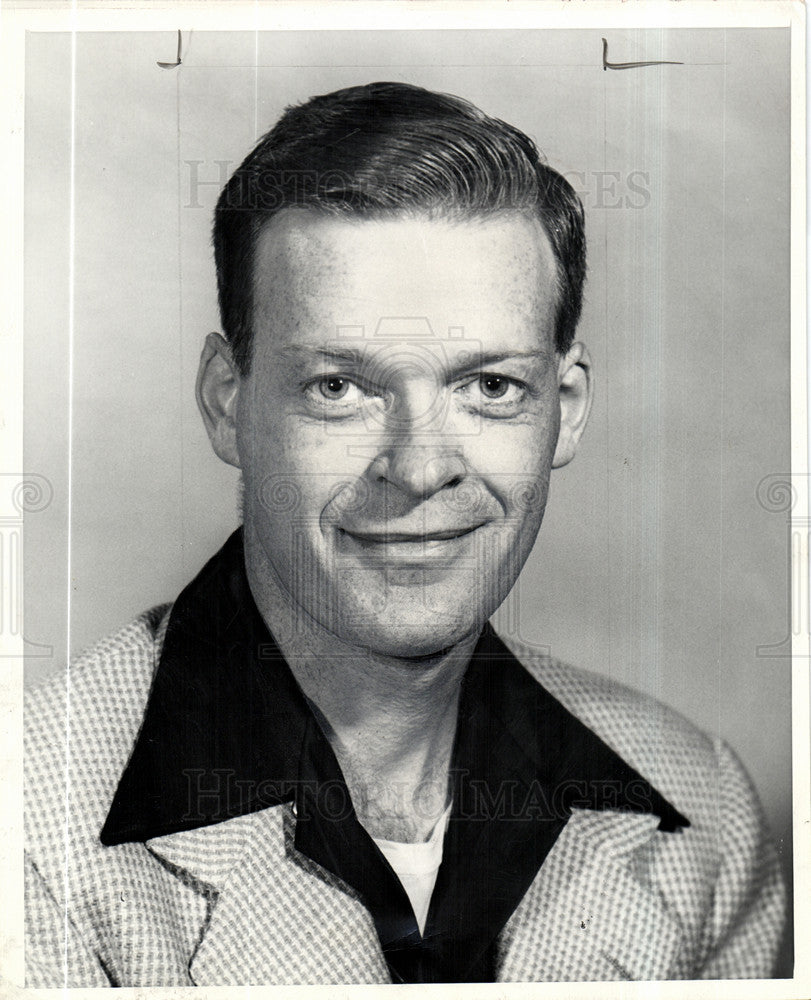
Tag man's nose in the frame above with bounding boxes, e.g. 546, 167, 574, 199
374, 442, 466, 500
372, 390, 466, 500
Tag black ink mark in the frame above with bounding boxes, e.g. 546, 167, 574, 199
158, 29, 183, 69
602, 37, 683, 71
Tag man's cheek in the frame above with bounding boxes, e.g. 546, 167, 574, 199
464, 424, 548, 481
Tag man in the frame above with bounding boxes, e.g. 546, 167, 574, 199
25, 82, 785, 985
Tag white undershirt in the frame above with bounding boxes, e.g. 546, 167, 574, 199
372, 804, 452, 936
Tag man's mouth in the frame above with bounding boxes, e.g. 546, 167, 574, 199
338, 524, 484, 545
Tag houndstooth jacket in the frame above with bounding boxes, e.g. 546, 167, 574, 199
25, 604, 786, 986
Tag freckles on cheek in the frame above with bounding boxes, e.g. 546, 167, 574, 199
273, 422, 373, 502
466, 421, 553, 478
293, 422, 356, 464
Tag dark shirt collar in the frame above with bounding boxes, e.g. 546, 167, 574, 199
101, 528, 688, 982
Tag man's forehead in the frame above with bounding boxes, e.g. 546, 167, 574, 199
254, 207, 556, 281
250, 208, 558, 351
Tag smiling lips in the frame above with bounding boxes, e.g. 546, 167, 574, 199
337, 523, 486, 565
338, 524, 481, 545
340, 524, 484, 545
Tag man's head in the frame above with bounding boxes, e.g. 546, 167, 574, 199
198, 82, 593, 658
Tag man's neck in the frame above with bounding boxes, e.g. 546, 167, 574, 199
244, 529, 478, 841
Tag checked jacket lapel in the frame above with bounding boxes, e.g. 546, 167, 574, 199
498, 808, 688, 982
146, 806, 390, 985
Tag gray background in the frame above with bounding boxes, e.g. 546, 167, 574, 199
23, 28, 793, 971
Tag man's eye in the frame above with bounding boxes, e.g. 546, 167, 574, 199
303, 374, 376, 413
319, 376, 351, 399
479, 375, 510, 399
457, 373, 526, 412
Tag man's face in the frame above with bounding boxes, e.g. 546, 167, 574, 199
235, 209, 570, 657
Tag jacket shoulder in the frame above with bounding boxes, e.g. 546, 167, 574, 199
25, 606, 172, 860
497, 636, 787, 979
498, 634, 723, 823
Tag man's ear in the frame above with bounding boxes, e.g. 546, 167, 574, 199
552, 341, 593, 469
196, 332, 242, 469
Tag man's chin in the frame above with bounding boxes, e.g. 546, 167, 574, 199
335, 615, 482, 662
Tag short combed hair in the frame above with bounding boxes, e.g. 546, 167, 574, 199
213, 82, 586, 374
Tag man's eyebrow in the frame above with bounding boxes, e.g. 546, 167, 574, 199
442, 349, 553, 380
277, 345, 368, 366
455, 350, 550, 368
